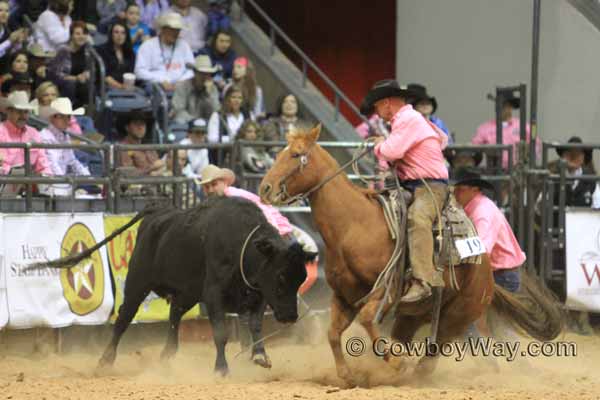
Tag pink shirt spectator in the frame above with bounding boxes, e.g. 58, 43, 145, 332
374, 104, 448, 181
224, 186, 293, 236
0, 121, 51, 175
472, 117, 540, 169
463, 192, 525, 271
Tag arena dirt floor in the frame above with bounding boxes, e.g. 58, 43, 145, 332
1, 319, 599, 400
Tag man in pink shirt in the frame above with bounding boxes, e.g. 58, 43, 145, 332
472, 94, 540, 170
452, 167, 525, 291
0, 91, 52, 176
361, 79, 449, 302
199, 164, 293, 237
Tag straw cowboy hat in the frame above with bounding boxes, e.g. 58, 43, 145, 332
158, 12, 186, 30
360, 79, 413, 116
451, 166, 495, 192
0, 90, 36, 112
186, 55, 218, 74
27, 43, 56, 58
39, 97, 85, 120
198, 164, 236, 185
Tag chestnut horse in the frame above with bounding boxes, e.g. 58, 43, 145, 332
259, 125, 562, 385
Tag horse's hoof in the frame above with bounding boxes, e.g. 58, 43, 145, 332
160, 348, 176, 361
252, 353, 272, 369
413, 357, 436, 377
386, 355, 409, 373
337, 366, 358, 388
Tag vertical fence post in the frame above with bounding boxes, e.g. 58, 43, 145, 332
530, 0, 541, 169
24, 144, 32, 212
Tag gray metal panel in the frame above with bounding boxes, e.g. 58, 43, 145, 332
567, 0, 600, 31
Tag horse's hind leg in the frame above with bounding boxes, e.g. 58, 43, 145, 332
328, 295, 358, 386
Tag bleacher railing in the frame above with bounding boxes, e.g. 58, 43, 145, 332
237, 0, 367, 124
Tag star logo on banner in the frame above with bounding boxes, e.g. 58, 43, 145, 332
71, 242, 94, 296
59, 223, 105, 316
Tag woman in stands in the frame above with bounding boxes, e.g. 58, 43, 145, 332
0, 0, 27, 65
262, 93, 310, 157
31, 81, 83, 134
96, 21, 136, 91
223, 56, 265, 119
199, 29, 236, 92
236, 120, 273, 174
35, 0, 72, 53
0, 50, 28, 83
47, 21, 90, 109
207, 85, 252, 164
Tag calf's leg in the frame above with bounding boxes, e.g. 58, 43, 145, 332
205, 293, 230, 376
160, 294, 197, 360
248, 300, 270, 368
98, 281, 151, 367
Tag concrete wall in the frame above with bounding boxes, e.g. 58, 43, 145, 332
396, 0, 600, 151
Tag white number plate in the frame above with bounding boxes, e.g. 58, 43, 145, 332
454, 237, 486, 259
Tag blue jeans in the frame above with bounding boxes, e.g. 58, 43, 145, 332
493, 268, 520, 293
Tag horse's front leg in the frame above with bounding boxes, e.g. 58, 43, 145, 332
328, 294, 358, 386
356, 289, 406, 371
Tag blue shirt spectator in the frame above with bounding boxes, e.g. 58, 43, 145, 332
125, 3, 151, 54
198, 29, 236, 93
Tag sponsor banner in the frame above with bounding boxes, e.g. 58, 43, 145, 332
5, 214, 114, 328
566, 210, 600, 312
104, 215, 200, 323
0, 216, 8, 329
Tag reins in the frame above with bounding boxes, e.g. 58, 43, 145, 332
278, 143, 374, 205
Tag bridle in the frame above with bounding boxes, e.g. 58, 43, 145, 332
274, 143, 373, 205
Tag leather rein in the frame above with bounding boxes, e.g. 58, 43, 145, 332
275, 143, 373, 205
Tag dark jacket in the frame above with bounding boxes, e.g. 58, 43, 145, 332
548, 160, 597, 207
96, 44, 135, 84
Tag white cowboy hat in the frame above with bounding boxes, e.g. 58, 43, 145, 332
186, 55, 218, 74
0, 90, 35, 112
198, 164, 236, 185
158, 12, 186, 30
39, 97, 85, 120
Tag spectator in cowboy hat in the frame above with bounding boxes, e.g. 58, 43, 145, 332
38, 97, 89, 177
199, 164, 293, 237
1, 72, 33, 97
134, 11, 194, 92
452, 166, 524, 292
117, 110, 165, 175
0, 90, 52, 175
407, 83, 451, 141
472, 89, 540, 170
27, 43, 56, 91
444, 147, 483, 174
172, 54, 220, 124
549, 136, 596, 207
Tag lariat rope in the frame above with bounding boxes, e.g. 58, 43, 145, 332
240, 225, 261, 290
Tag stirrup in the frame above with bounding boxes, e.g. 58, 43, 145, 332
400, 280, 432, 303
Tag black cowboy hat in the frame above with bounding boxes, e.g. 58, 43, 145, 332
360, 79, 412, 116
116, 109, 154, 137
407, 83, 438, 114
556, 136, 593, 165
444, 147, 483, 168
451, 166, 495, 192
1, 72, 33, 94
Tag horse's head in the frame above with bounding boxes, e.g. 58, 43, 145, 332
260, 123, 323, 205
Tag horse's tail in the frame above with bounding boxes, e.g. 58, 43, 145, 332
490, 272, 565, 341
24, 206, 160, 271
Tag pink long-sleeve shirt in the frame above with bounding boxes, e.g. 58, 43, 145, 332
463, 192, 525, 271
471, 117, 540, 169
374, 104, 448, 181
0, 121, 52, 175
224, 186, 293, 236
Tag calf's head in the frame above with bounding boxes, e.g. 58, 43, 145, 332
254, 237, 316, 323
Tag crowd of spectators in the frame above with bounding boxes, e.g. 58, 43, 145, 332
0, 0, 316, 200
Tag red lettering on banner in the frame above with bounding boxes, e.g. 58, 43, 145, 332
581, 263, 600, 286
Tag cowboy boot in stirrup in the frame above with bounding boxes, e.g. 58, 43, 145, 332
400, 279, 432, 303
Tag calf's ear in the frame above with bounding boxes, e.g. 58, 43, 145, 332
254, 237, 277, 257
